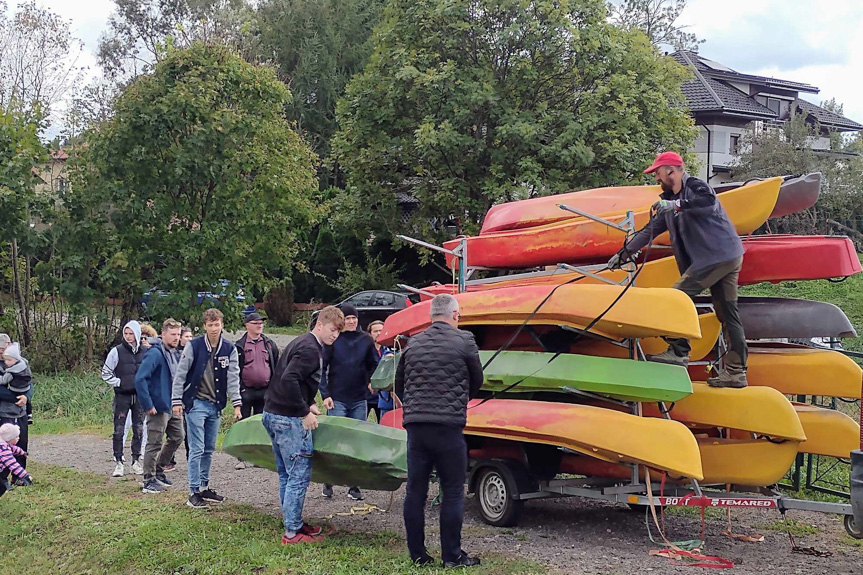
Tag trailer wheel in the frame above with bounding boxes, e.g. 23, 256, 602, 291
476, 467, 524, 527
845, 514, 863, 540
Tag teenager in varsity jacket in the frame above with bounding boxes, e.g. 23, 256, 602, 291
172, 308, 241, 508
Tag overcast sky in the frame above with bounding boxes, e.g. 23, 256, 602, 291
11, 0, 863, 128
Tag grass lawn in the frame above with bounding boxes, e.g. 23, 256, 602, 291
2, 462, 545, 575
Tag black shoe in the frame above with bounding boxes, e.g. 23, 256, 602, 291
142, 479, 165, 494
347, 486, 363, 501
443, 551, 480, 568
186, 493, 208, 508
413, 554, 435, 566
322, 484, 333, 498
198, 488, 224, 503
155, 473, 173, 486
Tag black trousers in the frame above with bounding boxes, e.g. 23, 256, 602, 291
404, 423, 467, 563
112, 393, 144, 462
240, 387, 267, 419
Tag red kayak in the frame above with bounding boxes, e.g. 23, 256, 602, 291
444, 178, 781, 270
421, 235, 861, 297
738, 234, 860, 284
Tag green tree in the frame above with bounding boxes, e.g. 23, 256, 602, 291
332, 0, 696, 243
0, 107, 47, 345
732, 110, 863, 243
608, 0, 703, 52
255, 0, 384, 175
86, 42, 320, 326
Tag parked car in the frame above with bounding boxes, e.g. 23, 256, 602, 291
141, 279, 255, 316
309, 290, 420, 331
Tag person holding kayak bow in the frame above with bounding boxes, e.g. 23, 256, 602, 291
607, 151, 748, 389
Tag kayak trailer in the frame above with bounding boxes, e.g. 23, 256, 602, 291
396, 204, 863, 541
466, 453, 861, 539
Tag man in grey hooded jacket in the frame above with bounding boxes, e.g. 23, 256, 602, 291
102, 320, 146, 476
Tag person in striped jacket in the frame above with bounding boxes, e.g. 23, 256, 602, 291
0, 423, 32, 497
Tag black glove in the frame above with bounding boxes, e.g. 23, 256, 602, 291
15, 474, 33, 487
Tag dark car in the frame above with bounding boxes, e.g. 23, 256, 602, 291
310, 290, 420, 331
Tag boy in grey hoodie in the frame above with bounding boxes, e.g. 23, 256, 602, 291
102, 320, 146, 477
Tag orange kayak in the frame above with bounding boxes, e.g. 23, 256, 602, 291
378, 283, 702, 347
447, 178, 781, 269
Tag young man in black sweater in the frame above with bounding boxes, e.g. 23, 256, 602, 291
262, 305, 344, 545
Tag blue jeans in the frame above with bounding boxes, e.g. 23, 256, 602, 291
262, 412, 313, 534
186, 399, 221, 495
329, 399, 367, 421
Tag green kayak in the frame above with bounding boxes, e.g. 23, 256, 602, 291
221, 414, 408, 491
372, 350, 692, 402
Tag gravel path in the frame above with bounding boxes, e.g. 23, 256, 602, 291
30, 433, 863, 574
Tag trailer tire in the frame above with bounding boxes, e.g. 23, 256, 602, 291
475, 466, 525, 527
845, 514, 863, 540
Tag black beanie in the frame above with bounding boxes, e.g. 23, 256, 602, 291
339, 303, 358, 318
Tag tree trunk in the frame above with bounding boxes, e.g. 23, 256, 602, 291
10, 239, 32, 346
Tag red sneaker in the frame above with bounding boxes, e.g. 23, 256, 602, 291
299, 523, 323, 537
282, 532, 324, 545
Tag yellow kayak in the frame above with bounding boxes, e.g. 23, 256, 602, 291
794, 403, 861, 458
573, 313, 720, 361
747, 346, 862, 398
698, 437, 800, 486
642, 382, 806, 441
380, 283, 703, 346
464, 399, 704, 480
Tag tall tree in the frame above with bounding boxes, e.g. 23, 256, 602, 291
608, 0, 703, 51
98, 0, 257, 81
0, 107, 47, 345
0, 1, 83, 120
86, 42, 320, 325
332, 0, 696, 242
255, 0, 384, 173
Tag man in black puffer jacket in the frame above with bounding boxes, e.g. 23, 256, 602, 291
394, 294, 483, 568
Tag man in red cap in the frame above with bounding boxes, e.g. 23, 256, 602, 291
607, 152, 747, 388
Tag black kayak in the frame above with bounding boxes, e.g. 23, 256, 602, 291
694, 296, 856, 339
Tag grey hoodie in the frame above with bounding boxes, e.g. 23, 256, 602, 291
101, 320, 142, 388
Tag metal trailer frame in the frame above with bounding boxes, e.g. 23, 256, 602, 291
465, 454, 862, 539
394, 204, 863, 540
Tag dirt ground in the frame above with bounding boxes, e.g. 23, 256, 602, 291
30, 433, 862, 574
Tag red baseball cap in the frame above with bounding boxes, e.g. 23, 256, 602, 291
644, 151, 684, 174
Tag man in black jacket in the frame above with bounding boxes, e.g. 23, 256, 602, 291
319, 303, 378, 501
608, 151, 748, 388
262, 305, 344, 545
395, 294, 483, 568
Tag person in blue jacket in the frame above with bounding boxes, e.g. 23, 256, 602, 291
135, 318, 185, 495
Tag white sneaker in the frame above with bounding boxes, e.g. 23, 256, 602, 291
112, 461, 125, 477
131, 459, 144, 475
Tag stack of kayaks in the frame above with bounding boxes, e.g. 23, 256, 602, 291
223, 171, 861, 492
381, 171, 858, 489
